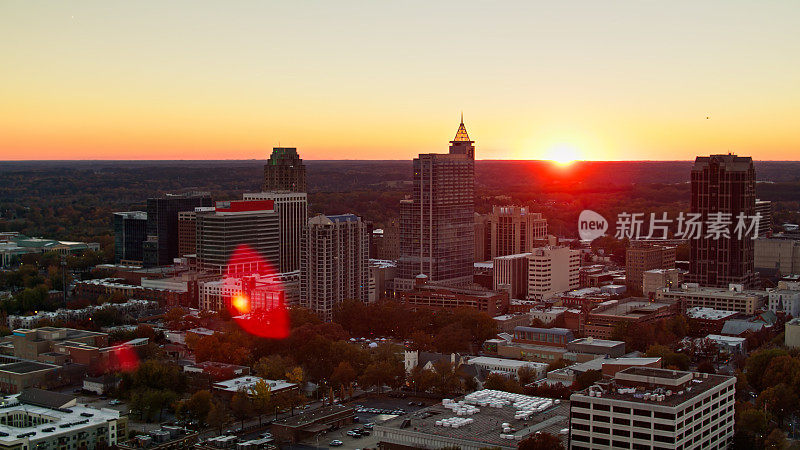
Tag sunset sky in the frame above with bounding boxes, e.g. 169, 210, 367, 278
2, 1, 799, 161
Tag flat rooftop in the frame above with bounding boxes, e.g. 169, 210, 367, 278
590, 299, 672, 318
568, 338, 624, 348
0, 361, 59, 374
273, 404, 352, 428
377, 390, 569, 449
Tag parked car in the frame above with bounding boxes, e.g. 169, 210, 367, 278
329, 440, 344, 446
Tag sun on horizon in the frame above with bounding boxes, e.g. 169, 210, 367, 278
543, 143, 582, 166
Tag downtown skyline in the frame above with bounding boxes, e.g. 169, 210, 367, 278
2, 1, 800, 161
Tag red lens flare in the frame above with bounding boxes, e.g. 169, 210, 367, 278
109, 343, 140, 372
223, 244, 289, 339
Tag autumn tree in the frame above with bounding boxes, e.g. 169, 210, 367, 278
517, 431, 564, 450
230, 390, 253, 428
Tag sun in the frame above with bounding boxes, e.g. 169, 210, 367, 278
544, 144, 581, 166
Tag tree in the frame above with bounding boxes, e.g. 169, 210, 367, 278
572, 370, 602, 390
206, 401, 229, 433
764, 428, 788, 449
645, 344, 690, 370
250, 379, 272, 425
230, 390, 253, 428
408, 366, 437, 394
255, 354, 292, 380
757, 383, 798, 426
330, 362, 357, 400
745, 348, 788, 391
431, 360, 464, 395
517, 431, 564, 450
696, 360, 716, 374
518, 366, 538, 386
184, 390, 212, 424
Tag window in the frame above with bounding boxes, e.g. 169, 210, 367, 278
613, 429, 631, 437
594, 426, 610, 435
633, 431, 651, 440
654, 412, 675, 420
595, 404, 611, 411
594, 415, 611, 423
615, 406, 632, 414
614, 417, 631, 426
654, 434, 674, 443
634, 420, 651, 429
635, 409, 652, 417
593, 437, 610, 446
572, 401, 590, 409
574, 423, 590, 431
573, 412, 590, 420
654, 423, 675, 432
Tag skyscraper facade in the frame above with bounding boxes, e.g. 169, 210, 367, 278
301, 214, 369, 321
113, 211, 147, 264
688, 154, 757, 288
262, 147, 306, 192
396, 119, 476, 290
243, 191, 308, 273
625, 243, 676, 296
488, 206, 548, 259
143, 192, 212, 267
177, 211, 197, 258
195, 200, 280, 275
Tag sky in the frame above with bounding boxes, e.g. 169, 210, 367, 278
1, 1, 799, 161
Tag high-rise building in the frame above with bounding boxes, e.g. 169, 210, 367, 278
755, 199, 773, 236
373, 221, 400, 261
569, 367, 735, 450
143, 192, 212, 267
262, 147, 306, 192
195, 200, 280, 275
396, 118, 475, 290
113, 211, 147, 264
243, 192, 308, 272
625, 243, 676, 296
301, 214, 369, 321
688, 154, 757, 288
493, 252, 531, 300
527, 246, 580, 300
177, 210, 197, 257
488, 206, 547, 259
474, 213, 491, 261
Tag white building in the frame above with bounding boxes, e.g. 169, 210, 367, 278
212, 376, 297, 396
198, 272, 299, 312
301, 214, 369, 321
768, 289, 800, 317
243, 192, 308, 273
655, 283, 766, 315
0, 389, 126, 450
569, 367, 735, 450
467, 356, 548, 381
527, 246, 580, 300
369, 259, 397, 303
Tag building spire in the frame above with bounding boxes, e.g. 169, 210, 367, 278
453, 114, 470, 142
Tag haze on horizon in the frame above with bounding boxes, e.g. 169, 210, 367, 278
1, 1, 799, 162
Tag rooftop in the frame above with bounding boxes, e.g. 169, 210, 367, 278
686, 307, 740, 320
273, 404, 352, 428
377, 390, 569, 449
213, 376, 296, 393
0, 361, 59, 374
568, 337, 625, 348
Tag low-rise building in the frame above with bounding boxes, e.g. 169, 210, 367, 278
585, 298, 683, 339
492, 314, 530, 332
0, 388, 127, 449
768, 288, 800, 317
543, 357, 662, 386
376, 390, 569, 449
398, 282, 509, 317
569, 367, 735, 449
271, 404, 354, 444
655, 283, 766, 315
685, 307, 740, 335
466, 356, 548, 381
642, 268, 683, 298
705, 334, 747, 354
212, 376, 297, 398
566, 337, 626, 359
785, 318, 800, 348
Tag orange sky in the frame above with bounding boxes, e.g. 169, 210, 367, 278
2, 1, 799, 161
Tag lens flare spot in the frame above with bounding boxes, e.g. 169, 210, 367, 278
231, 294, 250, 314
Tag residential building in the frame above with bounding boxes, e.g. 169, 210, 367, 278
301, 214, 369, 321
493, 252, 530, 300
113, 211, 147, 264
198, 273, 290, 312
642, 268, 683, 298
584, 298, 684, 340
685, 307, 740, 335
569, 367, 735, 450
376, 390, 570, 449
655, 283, 766, 315
0, 389, 127, 449
527, 246, 580, 300
625, 243, 676, 296
243, 192, 308, 272
195, 200, 280, 275
396, 119, 475, 290
687, 154, 757, 288
143, 192, 212, 267
262, 147, 306, 192
177, 210, 197, 257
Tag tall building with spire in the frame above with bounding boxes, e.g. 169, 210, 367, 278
395, 117, 476, 290
262, 147, 306, 192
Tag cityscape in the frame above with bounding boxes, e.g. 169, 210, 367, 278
2, 2, 800, 450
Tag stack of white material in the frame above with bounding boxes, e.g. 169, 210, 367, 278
435, 417, 475, 428
443, 399, 480, 416
462, 389, 556, 420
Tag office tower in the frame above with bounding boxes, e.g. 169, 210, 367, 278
301, 214, 369, 321
493, 252, 531, 300
688, 154, 757, 288
474, 213, 491, 261
373, 220, 400, 260
113, 211, 147, 264
243, 192, 308, 272
195, 200, 280, 275
177, 211, 197, 257
263, 147, 306, 192
143, 192, 212, 267
569, 367, 735, 450
396, 118, 475, 290
488, 206, 548, 258
625, 243, 676, 296
527, 246, 580, 300
755, 199, 772, 237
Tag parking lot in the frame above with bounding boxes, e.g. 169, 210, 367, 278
298, 396, 431, 449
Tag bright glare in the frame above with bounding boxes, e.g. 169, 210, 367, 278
231, 294, 250, 314
544, 144, 581, 166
